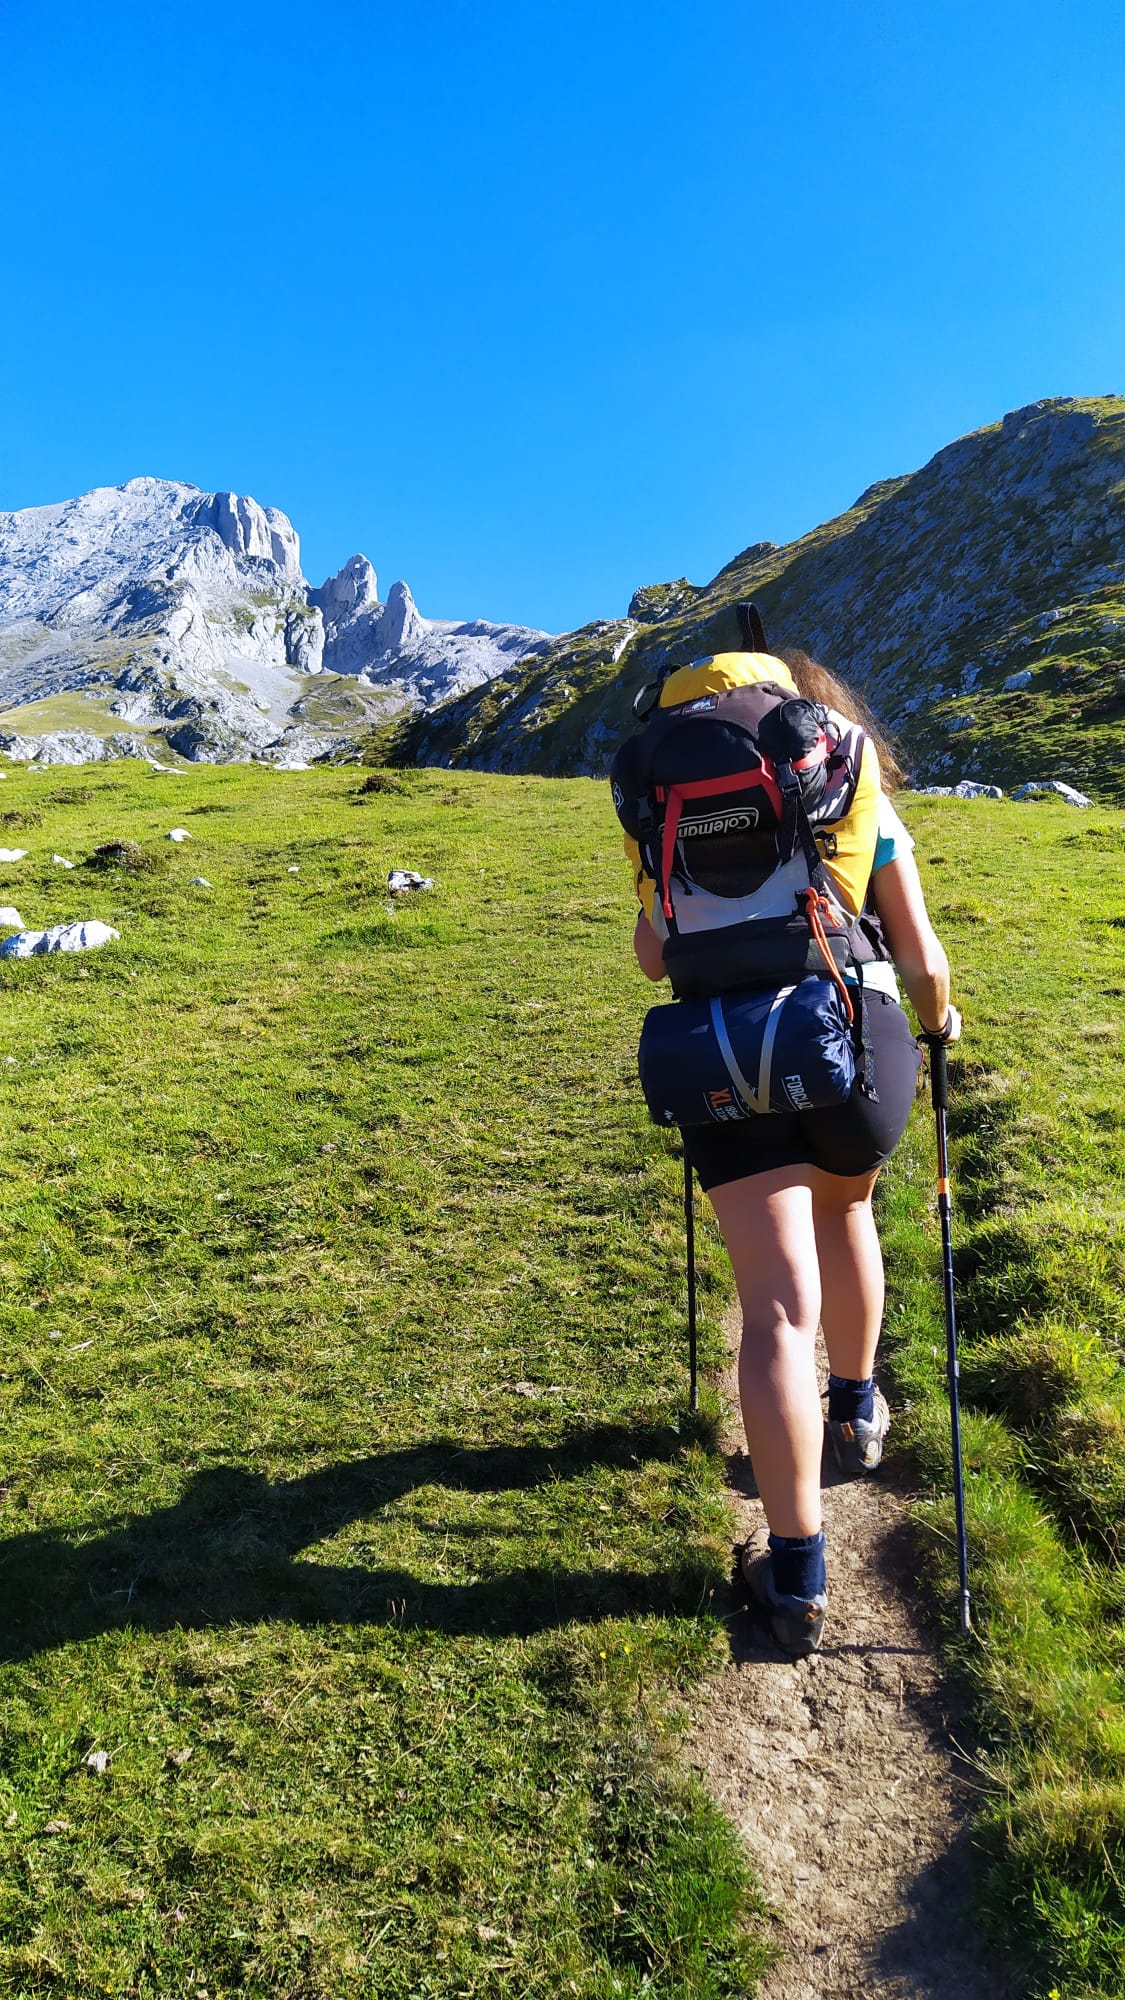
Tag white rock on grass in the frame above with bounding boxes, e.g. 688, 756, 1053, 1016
0, 920, 120, 958
52, 854, 75, 868
916, 781, 1003, 798
388, 869, 434, 893
0, 848, 28, 862
190, 876, 212, 887
1012, 780, 1093, 806
1003, 669, 1034, 692
287, 865, 300, 874
0, 907, 24, 930
166, 828, 191, 842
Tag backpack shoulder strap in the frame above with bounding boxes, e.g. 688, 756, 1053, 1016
817, 736, 883, 915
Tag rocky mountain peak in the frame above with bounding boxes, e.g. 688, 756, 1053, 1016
0, 477, 551, 766
309, 555, 380, 632
192, 490, 302, 579
376, 580, 424, 654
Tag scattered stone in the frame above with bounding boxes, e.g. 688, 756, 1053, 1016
1012, 780, 1093, 806
270, 759, 312, 771
82, 1750, 111, 1776
387, 869, 434, 894
287, 864, 300, 874
189, 877, 212, 888
0, 907, 24, 930
0, 848, 28, 862
0, 921, 120, 959
945, 713, 975, 733
52, 854, 75, 868
166, 828, 191, 842
916, 781, 1003, 799
1002, 669, 1033, 692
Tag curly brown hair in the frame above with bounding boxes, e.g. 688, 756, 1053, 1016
774, 647, 905, 793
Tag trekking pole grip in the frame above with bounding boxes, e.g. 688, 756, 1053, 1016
922, 1032, 949, 1113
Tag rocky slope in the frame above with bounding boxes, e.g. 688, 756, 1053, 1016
399, 397, 1125, 800
0, 479, 549, 764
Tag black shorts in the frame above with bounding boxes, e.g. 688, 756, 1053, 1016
681, 990, 923, 1191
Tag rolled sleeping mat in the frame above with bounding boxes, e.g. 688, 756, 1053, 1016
638, 978, 856, 1125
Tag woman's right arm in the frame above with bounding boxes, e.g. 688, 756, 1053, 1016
633, 909, 668, 982
870, 849, 959, 1039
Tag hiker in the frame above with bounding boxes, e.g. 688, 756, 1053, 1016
613, 632, 961, 1655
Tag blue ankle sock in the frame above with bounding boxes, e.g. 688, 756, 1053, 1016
828, 1373, 875, 1425
767, 1530, 826, 1600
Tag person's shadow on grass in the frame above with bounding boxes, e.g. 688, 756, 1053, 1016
0, 1424, 716, 1661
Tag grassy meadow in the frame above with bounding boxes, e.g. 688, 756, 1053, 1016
0, 762, 1124, 1997
0, 761, 767, 1999
881, 792, 1125, 1999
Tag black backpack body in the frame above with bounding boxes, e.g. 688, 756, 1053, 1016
610, 662, 872, 1002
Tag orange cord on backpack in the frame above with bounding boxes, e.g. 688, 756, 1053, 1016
798, 888, 855, 1024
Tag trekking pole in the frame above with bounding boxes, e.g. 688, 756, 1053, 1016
922, 1033, 972, 1636
684, 1146, 698, 1413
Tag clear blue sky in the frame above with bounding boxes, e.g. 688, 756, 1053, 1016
2, 0, 1123, 633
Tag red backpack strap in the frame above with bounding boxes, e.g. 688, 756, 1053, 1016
656, 767, 784, 918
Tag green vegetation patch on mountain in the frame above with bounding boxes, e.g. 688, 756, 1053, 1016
0, 761, 771, 1999
398, 398, 1125, 802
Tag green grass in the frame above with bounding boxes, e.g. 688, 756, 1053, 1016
5, 764, 1125, 1997
878, 792, 1125, 1998
0, 693, 164, 744
0, 762, 771, 1999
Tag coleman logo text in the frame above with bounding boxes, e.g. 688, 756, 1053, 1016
677, 808, 760, 837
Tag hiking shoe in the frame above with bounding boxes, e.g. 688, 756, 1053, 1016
737, 1534, 827, 1658
827, 1385, 890, 1475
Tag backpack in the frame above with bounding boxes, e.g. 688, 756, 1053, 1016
610, 609, 883, 1124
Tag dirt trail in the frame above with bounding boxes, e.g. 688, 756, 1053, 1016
685, 1318, 1018, 2000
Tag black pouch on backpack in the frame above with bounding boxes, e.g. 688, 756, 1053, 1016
661, 912, 852, 1000
638, 976, 857, 1126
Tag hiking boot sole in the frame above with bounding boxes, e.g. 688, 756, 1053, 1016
827, 1386, 890, 1475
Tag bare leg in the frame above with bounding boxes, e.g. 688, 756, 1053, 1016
811, 1166, 883, 1382
707, 1166, 823, 1538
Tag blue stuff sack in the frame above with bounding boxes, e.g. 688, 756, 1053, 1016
638, 978, 856, 1125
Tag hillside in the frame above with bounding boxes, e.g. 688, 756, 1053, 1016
399, 397, 1125, 800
